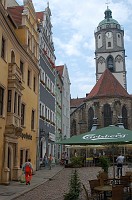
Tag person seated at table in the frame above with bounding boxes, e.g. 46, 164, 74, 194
116, 154, 125, 177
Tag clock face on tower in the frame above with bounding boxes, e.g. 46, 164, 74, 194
106, 32, 112, 38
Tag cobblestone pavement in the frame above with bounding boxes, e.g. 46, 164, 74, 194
13, 166, 128, 200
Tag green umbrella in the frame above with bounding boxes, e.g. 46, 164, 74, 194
58, 126, 132, 145
58, 126, 132, 178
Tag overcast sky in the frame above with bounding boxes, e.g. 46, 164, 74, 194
17, 0, 132, 98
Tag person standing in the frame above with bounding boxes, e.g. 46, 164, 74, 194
48, 154, 53, 170
22, 158, 33, 185
116, 154, 124, 177
43, 153, 48, 167
65, 154, 69, 165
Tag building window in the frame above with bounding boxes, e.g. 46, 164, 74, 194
1, 36, 5, 59
31, 110, 35, 130
33, 76, 36, 92
88, 107, 94, 131
122, 105, 128, 129
71, 119, 76, 136
108, 42, 111, 47
20, 60, 24, 78
25, 150, 29, 162
11, 51, 15, 63
21, 103, 25, 126
27, 69, 31, 87
18, 95, 21, 116
14, 92, 17, 113
20, 150, 23, 168
103, 104, 112, 127
7, 90, 12, 112
0, 87, 4, 115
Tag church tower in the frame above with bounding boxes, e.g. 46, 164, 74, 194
94, 7, 127, 90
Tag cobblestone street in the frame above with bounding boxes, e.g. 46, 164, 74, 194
13, 166, 128, 200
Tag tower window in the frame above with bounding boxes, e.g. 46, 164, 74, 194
118, 34, 120, 38
108, 42, 111, 47
107, 56, 114, 72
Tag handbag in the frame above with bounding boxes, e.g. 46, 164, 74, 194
20, 172, 25, 183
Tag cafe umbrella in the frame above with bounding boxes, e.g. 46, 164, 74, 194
58, 126, 132, 178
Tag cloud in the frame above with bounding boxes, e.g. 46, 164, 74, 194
16, 0, 132, 97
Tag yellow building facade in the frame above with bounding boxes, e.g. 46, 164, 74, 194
0, 0, 39, 184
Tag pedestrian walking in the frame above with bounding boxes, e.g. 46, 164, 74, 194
49, 154, 53, 170
116, 154, 124, 177
22, 158, 33, 185
43, 153, 48, 167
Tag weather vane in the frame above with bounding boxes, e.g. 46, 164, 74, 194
105, 0, 110, 9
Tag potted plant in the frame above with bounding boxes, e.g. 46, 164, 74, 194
97, 156, 110, 185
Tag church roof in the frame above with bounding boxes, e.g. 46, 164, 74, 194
70, 98, 85, 108
86, 69, 130, 99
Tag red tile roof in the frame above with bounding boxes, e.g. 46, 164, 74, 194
70, 98, 85, 108
36, 12, 44, 22
86, 69, 130, 99
56, 65, 64, 77
7, 6, 24, 26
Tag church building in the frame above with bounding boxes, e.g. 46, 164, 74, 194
70, 7, 132, 136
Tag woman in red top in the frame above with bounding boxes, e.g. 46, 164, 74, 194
22, 158, 33, 185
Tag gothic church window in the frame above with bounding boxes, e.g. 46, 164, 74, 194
71, 119, 76, 136
122, 105, 128, 129
88, 107, 94, 131
103, 104, 112, 127
107, 56, 114, 72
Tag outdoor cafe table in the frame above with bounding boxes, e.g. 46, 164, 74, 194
94, 185, 112, 200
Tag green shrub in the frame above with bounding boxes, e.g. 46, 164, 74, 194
99, 156, 110, 173
64, 169, 81, 200
70, 156, 83, 168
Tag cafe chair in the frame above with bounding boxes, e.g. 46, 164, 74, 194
82, 183, 99, 200
107, 185, 124, 200
89, 179, 103, 199
120, 175, 130, 192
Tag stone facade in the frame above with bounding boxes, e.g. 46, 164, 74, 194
0, 0, 39, 184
